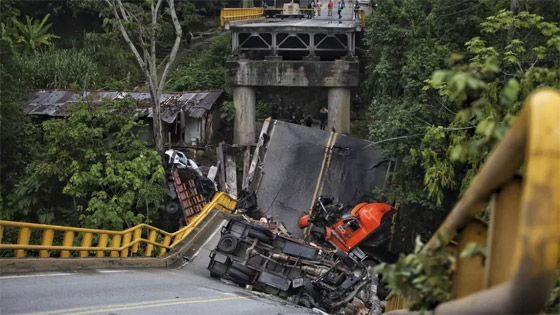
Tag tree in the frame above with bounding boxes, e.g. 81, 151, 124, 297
7, 98, 166, 229
1, 13, 59, 54
103, 0, 183, 155
361, 0, 497, 249
423, 9, 560, 207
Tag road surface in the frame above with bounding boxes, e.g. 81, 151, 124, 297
0, 222, 312, 315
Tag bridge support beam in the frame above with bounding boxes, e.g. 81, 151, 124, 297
233, 86, 256, 145
328, 87, 351, 134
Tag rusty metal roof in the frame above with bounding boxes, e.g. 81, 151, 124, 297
24, 90, 222, 123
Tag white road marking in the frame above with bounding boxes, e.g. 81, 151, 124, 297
96, 269, 135, 273
0, 272, 74, 280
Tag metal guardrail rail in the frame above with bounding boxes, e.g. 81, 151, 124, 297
220, 7, 367, 27
0, 192, 237, 259
387, 88, 560, 313
220, 8, 264, 27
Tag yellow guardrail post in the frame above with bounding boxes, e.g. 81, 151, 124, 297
97, 233, 108, 258
110, 234, 121, 258
120, 232, 132, 258
146, 230, 157, 257
40, 229, 55, 258
15, 227, 31, 258
0, 192, 238, 260
485, 178, 522, 287
60, 231, 75, 258
427, 89, 560, 314
132, 227, 142, 254
80, 232, 93, 258
159, 235, 172, 256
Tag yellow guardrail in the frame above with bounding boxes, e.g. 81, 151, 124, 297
0, 192, 237, 259
387, 88, 560, 313
220, 8, 264, 27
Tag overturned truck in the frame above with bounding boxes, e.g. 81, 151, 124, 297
208, 219, 384, 313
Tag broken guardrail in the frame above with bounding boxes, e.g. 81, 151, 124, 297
0, 192, 236, 259
387, 88, 560, 313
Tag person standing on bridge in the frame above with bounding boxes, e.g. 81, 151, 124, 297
327, 0, 333, 16
316, 1, 322, 16
319, 107, 328, 130
337, 1, 343, 19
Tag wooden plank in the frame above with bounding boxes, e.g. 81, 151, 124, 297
242, 145, 252, 190
225, 149, 238, 197
244, 118, 271, 190
216, 142, 226, 191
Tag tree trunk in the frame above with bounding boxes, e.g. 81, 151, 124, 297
150, 90, 164, 156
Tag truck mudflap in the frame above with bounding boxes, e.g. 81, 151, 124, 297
207, 218, 384, 313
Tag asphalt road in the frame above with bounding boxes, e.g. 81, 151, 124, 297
0, 222, 312, 315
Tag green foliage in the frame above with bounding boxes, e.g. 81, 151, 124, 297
374, 235, 455, 311
166, 33, 231, 92
1, 14, 59, 53
256, 100, 272, 118
544, 265, 560, 314
0, 42, 39, 219
423, 10, 560, 203
15, 47, 101, 89
7, 99, 166, 229
220, 101, 235, 124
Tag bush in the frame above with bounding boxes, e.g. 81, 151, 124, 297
16, 47, 101, 89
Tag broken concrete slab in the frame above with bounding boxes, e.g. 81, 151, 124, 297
250, 120, 387, 238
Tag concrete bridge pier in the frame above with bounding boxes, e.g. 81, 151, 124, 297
233, 86, 256, 144
328, 87, 351, 134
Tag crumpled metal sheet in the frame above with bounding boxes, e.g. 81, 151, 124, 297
24, 90, 222, 123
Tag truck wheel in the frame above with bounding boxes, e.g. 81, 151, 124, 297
250, 223, 274, 237
248, 230, 272, 244
227, 267, 251, 285
217, 234, 239, 254
230, 262, 257, 278
165, 201, 180, 215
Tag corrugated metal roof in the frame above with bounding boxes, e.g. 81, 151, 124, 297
24, 90, 222, 123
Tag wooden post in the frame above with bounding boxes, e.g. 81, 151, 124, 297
225, 148, 238, 197
242, 145, 251, 190
216, 142, 226, 191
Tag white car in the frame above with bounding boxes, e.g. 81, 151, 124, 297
357, 0, 369, 6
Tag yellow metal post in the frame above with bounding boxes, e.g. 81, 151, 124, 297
110, 234, 122, 257
485, 179, 521, 288
0, 225, 3, 244
80, 232, 93, 257
132, 228, 142, 253
60, 231, 75, 258
146, 230, 157, 257
452, 220, 487, 299
15, 227, 32, 258
39, 229, 55, 258
96, 233, 108, 258
120, 232, 132, 257
159, 235, 171, 256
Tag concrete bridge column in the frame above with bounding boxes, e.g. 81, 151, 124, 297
233, 86, 256, 145
328, 87, 351, 134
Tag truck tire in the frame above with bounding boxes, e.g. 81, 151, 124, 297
248, 230, 272, 244
230, 262, 257, 278
227, 267, 251, 285
165, 201, 180, 215
217, 234, 239, 254
250, 223, 273, 237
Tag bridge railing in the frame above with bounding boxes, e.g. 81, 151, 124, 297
387, 88, 560, 313
0, 192, 237, 259
220, 8, 264, 27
